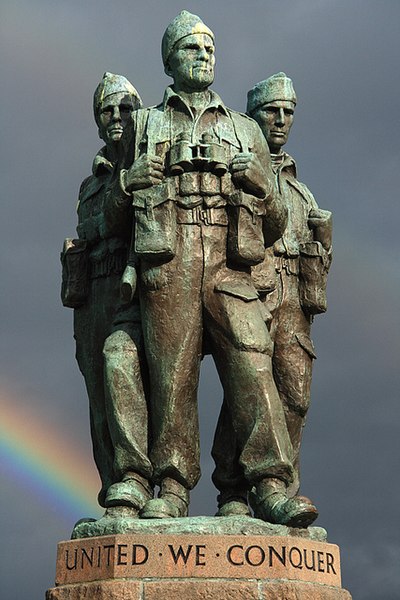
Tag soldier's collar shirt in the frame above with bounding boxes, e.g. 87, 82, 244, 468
271, 151, 297, 178
163, 85, 228, 118
159, 86, 236, 148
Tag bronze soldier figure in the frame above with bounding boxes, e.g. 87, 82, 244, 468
212, 73, 332, 519
62, 73, 152, 512
248, 73, 332, 497
108, 12, 317, 526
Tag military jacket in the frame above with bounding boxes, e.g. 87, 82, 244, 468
271, 152, 331, 272
110, 87, 287, 265
252, 152, 332, 313
77, 148, 128, 278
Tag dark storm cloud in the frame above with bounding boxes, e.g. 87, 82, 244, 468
1, 1, 399, 598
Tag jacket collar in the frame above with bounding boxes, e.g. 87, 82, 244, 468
92, 146, 114, 177
271, 150, 297, 178
162, 85, 229, 116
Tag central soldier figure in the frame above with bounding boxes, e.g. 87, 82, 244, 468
107, 11, 317, 526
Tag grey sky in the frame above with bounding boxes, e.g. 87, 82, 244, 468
1, 1, 399, 598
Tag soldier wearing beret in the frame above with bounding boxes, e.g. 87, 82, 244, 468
62, 73, 152, 513
212, 73, 331, 521
108, 13, 317, 526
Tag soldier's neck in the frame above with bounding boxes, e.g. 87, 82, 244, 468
173, 87, 211, 115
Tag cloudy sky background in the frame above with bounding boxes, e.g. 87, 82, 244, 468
1, 1, 399, 598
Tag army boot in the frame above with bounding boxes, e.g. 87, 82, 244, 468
250, 477, 318, 528
104, 472, 153, 513
215, 488, 251, 517
140, 477, 189, 518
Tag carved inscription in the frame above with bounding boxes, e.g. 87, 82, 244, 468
56, 535, 342, 587
65, 542, 336, 574
226, 544, 336, 573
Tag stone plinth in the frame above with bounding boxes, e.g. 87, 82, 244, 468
47, 579, 351, 600
46, 517, 352, 599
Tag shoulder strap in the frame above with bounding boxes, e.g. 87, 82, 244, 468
143, 107, 171, 155
228, 110, 250, 153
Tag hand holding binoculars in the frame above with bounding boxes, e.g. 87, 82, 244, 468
124, 153, 165, 192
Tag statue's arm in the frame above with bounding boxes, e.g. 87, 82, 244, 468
308, 204, 332, 255
300, 183, 332, 261
252, 124, 288, 247
75, 176, 101, 243
229, 116, 287, 246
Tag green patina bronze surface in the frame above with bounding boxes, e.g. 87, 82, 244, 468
63, 12, 332, 539
62, 73, 152, 515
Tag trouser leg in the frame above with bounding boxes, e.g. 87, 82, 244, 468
273, 303, 314, 496
269, 268, 315, 496
212, 334, 294, 486
139, 225, 203, 490
74, 277, 120, 505
204, 285, 294, 487
211, 398, 249, 504
103, 323, 152, 483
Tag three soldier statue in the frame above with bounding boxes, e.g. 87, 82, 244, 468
62, 11, 332, 530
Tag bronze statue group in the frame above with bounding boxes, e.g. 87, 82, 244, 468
62, 11, 332, 532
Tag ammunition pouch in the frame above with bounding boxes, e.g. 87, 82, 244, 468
298, 241, 331, 314
251, 246, 277, 295
60, 238, 89, 308
176, 172, 234, 203
227, 191, 266, 266
132, 179, 176, 261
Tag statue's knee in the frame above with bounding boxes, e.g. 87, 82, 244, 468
284, 396, 309, 419
103, 330, 138, 361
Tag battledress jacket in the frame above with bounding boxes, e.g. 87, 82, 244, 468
104, 87, 288, 260
252, 151, 332, 316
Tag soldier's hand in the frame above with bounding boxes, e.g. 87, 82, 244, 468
124, 154, 164, 192
308, 208, 332, 250
231, 152, 270, 198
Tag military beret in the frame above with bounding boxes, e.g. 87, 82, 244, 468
247, 72, 297, 116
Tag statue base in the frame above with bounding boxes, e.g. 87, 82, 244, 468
46, 516, 352, 599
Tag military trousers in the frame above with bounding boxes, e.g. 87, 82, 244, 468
212, 263, 316, 499
139, 221, 295, 491
268, 266, 316, 496
74, 273, 151, 506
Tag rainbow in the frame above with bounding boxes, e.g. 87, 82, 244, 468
0, 388, 102, 522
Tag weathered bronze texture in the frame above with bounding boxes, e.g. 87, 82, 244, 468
62, 73, 152, 516
212, 73, 332, 513
64, 15, 332, 533
101, 12, 328, 528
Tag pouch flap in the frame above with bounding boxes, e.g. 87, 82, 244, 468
229, 190, 265, 215
299, 240, 324, 257
295, 333, 317, 359
132, 179, 175, 209
215, 279, 259, 302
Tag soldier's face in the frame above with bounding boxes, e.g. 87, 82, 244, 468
253, 100, 295, 153
98, 92, 134, 144
167, 33, 215, 92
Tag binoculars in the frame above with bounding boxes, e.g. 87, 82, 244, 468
169, 132, 228, 176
